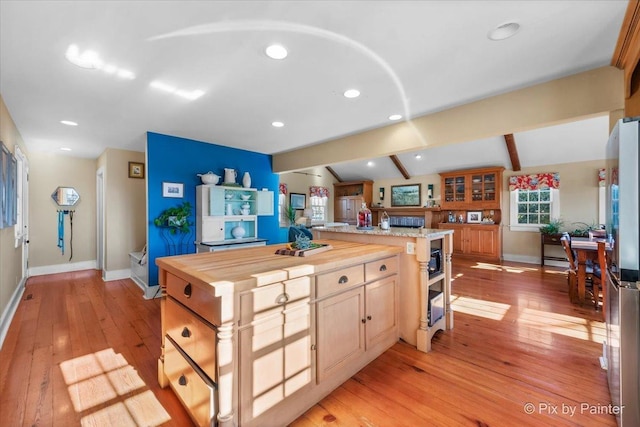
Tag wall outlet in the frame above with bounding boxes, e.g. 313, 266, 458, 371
406, 242, 416, 254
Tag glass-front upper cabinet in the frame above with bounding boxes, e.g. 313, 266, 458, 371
440, 167, 503, 209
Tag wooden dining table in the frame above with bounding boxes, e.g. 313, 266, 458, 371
571, 237, 611, 305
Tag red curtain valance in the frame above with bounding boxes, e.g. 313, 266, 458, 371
309, 186, 329, 197
508, 172, 559, 191
279, 183, 287, 195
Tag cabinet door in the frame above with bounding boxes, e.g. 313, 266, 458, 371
467, 226, 498, 257
208, 187, 225, 216
365, 276, 398, 349
256, 191, 274, 216
239, 304, 312, 424
198, 217, 224, 242
316, 287, 365, 382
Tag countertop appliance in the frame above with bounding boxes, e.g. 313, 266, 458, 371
604, 117, 640, 427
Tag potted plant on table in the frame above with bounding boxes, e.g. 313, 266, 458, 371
539, 217, 564, 235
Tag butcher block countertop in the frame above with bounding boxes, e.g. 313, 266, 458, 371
155, 238, 403, 295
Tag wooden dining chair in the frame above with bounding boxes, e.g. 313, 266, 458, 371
596, 241, 607, 319
560, 233, 599, 309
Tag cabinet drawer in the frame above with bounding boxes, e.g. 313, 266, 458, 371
166, 297, 217, 382
316, 265, 364, 299
166, 272, 220, 326
365, 256, 398, 282
240, 276, 311, 325
165, 337, 216, 427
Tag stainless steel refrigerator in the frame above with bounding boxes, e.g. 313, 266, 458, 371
604, 117, 640, 427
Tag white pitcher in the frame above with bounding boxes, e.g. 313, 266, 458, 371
224, 168, 237, 184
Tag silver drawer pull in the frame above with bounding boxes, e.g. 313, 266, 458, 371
276, 293, 290, 304
338, 275, 349, 284
183, 283, 192, 299
379, 264, 387, 272
178, 375, 187, 386
181, 327, 191, 338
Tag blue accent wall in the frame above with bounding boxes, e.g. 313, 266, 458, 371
147, 132, 284, 286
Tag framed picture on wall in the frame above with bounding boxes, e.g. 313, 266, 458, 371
162, 182, 184, 198
290, 193, 306, 210
391, 184, 421, 207
129, 161, 145, 179
467, 211, 482, 223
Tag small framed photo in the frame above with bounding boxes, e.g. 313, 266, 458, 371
467, 211, 482, 223
162, 182, 184, 198
290, 193, 306, 210
128, 161, 145, 179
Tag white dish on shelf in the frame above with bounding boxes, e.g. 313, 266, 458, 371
225, 194, 233, 200
240, 194, 251, 201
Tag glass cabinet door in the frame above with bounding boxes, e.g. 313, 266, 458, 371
483, 173, 496, 202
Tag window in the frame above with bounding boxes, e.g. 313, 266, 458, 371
508, 172, 560, 232
309, 186, 329, 224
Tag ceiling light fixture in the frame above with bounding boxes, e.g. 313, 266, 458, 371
344, 89, 360, 99
60, 147, 72, 151
367, 161, 374, 167
488, 22, 521, 41
265, 44, 288, 60
389, 114, 402, 121
415, 154, 422, 159
60, 120, 78, 126
272, 121, 284, 128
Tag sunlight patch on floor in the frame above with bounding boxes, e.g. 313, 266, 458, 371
60, 348, 171, 426
517, 307, 605, 343
471, 262, 539, 274
451, 295, 511, 321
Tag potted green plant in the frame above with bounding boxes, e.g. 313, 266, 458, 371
539, 217, 563, 235
154, 202, 192, 234
569, 221, 599, 237
285, 204, 297, 226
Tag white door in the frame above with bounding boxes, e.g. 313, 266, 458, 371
96, 167, 105, 274
14, 147, 29, 278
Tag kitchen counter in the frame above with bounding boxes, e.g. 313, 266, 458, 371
156, 239, 403, 427
312, 225, 454, 353
313, 224, 453, 239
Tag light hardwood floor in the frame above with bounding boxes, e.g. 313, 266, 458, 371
0, 258, 615, 426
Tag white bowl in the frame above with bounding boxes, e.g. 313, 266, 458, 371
198, 172, 220, 185
240, 194, 251, 201
224, 194, 233, 200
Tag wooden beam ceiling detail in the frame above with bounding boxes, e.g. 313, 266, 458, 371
503, 134, 521, 172
612, 0, 640, 98
389, 155, 411, 180
325, 166, 343, 182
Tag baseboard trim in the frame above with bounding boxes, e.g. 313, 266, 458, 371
131, 275, 161, 300
103, 268, 131, 281
29, 260, 97, 277
0, 276, 26, 350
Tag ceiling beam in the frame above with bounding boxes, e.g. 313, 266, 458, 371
612, 0, 640, 98
325, 166, 342, 182
389, 155, 411, 180
503, 134, 521, 171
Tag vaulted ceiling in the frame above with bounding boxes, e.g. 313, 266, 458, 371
0, 1, 629, 180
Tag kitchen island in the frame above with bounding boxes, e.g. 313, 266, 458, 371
312, 225, 454, 353
156, 239, 402, 427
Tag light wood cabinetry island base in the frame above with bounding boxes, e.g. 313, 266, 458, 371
156, 240, 402, 427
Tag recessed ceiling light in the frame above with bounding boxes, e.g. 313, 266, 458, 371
344, 89, 360, 99
266, 44, 288, 60
389, 114, 402, 121
60, 147, 72, 151
272, 121, 284, 128
367, 161, 374, 167
60, 120, 78, 126
488, 22, 521, 41
415, 154, 422, 159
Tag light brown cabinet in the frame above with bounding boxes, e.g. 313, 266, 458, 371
438, 223, 501, 260
440, 167, 503, 210
316, 263, 397, 382
333, 181, 373, 224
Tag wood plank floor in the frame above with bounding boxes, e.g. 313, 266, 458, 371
0, 258, 616, 426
